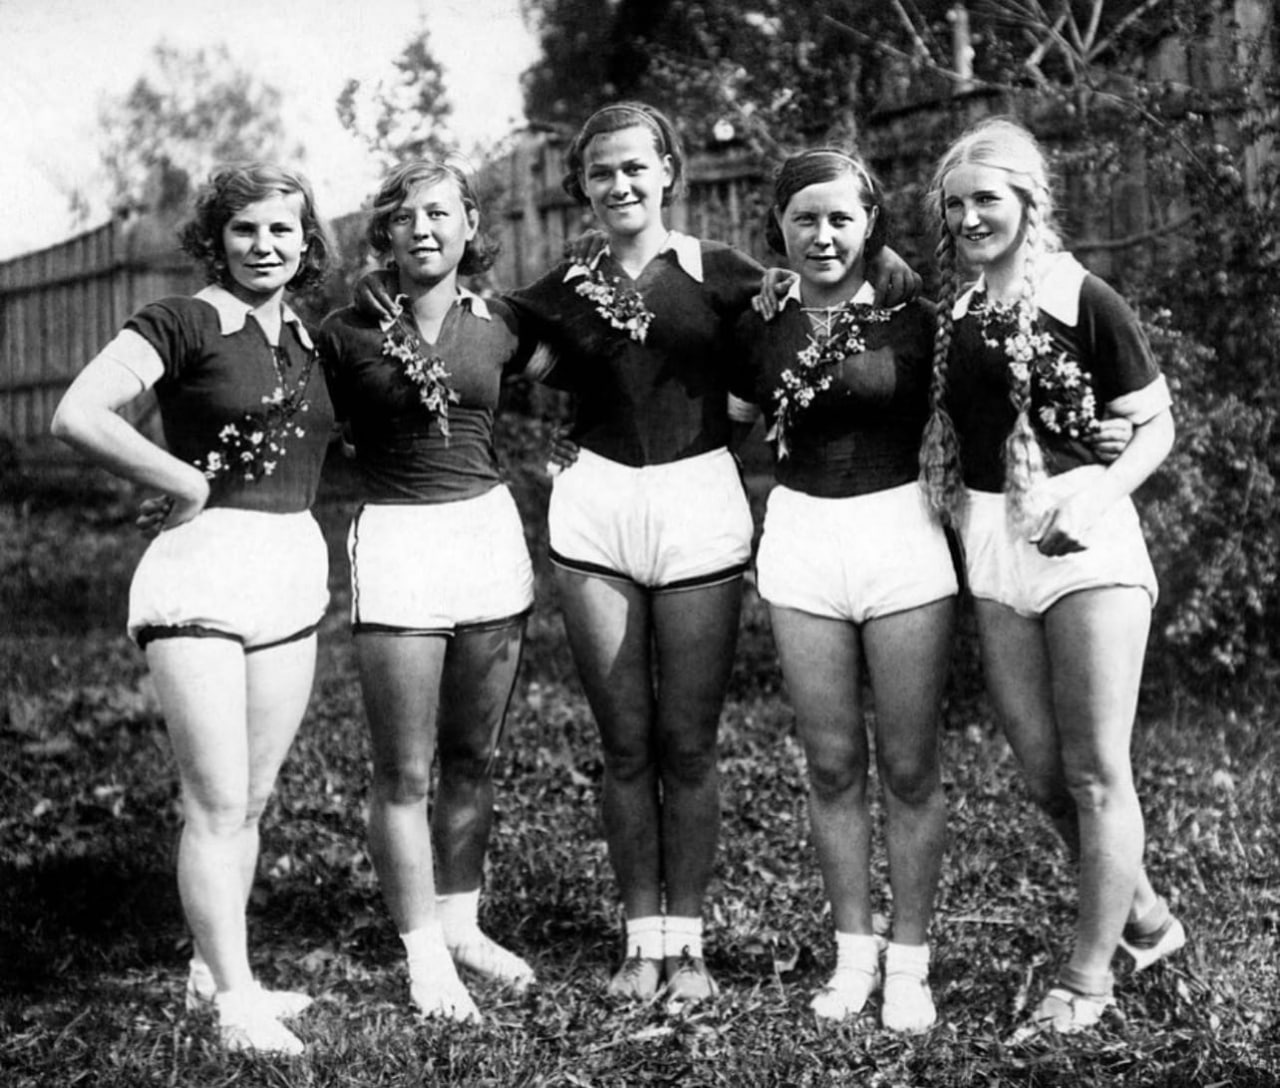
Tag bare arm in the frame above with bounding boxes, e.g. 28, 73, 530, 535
51, 355, 210, 528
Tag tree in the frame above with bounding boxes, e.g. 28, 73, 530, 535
85, 41, 299, 218
336, 24, 455, 170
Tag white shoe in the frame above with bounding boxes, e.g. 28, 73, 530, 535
881, 972, 937, 1034
410, 963, 482, 1023
186, 962, 313, 1019
215, 990, 305, 1056
1117, 915, 1186, 973
1008, 985, 1117, 1045
810, 962, 882, 1022
448, 933, 536, 991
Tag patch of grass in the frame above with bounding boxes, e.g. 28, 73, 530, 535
2, 420, 1278, 1086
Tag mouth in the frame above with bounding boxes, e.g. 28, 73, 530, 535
961, 231, 992, 243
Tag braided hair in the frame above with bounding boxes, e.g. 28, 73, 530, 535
921, 117, 1064, 534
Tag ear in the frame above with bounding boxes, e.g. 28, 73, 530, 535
660, 154, 675, 192
464, 206, 479, 241
865, 206, 880, 237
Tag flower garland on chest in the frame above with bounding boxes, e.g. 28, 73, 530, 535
970, 294, 1097, 440
380, 295, 462, 440
196, 344, 316, 483
566, 259, 654, 343
771, 300, 892, 457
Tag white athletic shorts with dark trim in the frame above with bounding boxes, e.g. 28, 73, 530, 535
757, 481, 958, 624
128, 507, 329, 652
548, 447, 753, 592
961, 465, 1158, 618
348, 485, 534, 636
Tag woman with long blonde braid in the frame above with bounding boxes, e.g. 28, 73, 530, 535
921, 117, 1185, 1039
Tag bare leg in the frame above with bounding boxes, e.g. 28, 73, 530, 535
555, 570, 660, 918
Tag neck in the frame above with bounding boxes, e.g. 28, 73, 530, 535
228, 283, 285, 315
799, 275, 866, 311
609, 224, 669, 276
399, 270, 460, 321
979, 247, 1030, 304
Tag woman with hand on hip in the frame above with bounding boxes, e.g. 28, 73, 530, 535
729, 149, 954, 1032
921, 117, 1185, 1038
51, 164, 336, 1056
317, 161, 539, 1022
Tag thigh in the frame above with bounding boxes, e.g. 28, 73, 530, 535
243, 633, 317, 805
862, 598, 955, 774
356, 633, 449, 779
768, 604, 865, 774
1044, 587, 1151, 774
973, 597, 1062, 780
438, 619, 526, 765
556, 568, 654, 750
651, 578, 743, 743
146, 637, 250, 810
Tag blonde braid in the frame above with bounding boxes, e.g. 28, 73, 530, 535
1002, 196, 1049, 533
919, 229, 965, 525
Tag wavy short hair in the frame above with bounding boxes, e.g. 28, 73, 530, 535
764, 148, 887, 262
562, 101, 686, 207
366, 161, 499, 276
178, 163, 334, 291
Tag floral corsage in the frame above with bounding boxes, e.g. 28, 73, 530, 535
771, 303, 892, 457
196, 350, 315, 483
381, 294, 461, 440
565, 261, 653, 343
974, 298, 1097, 439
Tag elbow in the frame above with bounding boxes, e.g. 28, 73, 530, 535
50, 394, 89, 446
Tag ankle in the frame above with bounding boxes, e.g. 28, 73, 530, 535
833, 931, 882, 974
623, 915, 664, 961
663, 916, 704, 961
884, 941, 930, 979
1058, 962, 1114, 999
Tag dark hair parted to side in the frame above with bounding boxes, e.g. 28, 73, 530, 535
178, 163, 335, 291
764, 148, 888, 262
366, 161, 500, 276
562, 101, 686, 207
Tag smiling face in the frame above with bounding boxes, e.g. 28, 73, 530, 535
942, 163, 1028, 277
221, 193, 307, 304
386, 178, 478, 288
579, 124, 673, 244
778, 174, 878, 307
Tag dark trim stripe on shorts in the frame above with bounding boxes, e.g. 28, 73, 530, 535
548, 547, 750, 593
135, 620, 319, 653
352, 607, 532, 639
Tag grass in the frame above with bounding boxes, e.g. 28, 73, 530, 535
2, 417, 1278, 1087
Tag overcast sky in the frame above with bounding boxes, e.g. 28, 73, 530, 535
0, 0, 540, 259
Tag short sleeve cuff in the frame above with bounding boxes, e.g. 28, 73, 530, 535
99, 329, 165, 388
1106, 374, 1171, 424
728, 392, 760, 424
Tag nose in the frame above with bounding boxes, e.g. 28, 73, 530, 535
250, 228, 272, 253
412, 209, 431, 236
812, 219, 834, 247
960, 202, 980, 228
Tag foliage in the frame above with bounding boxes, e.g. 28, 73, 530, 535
82, 42, 300, 219
2, 419, 1279, 1085
336, 24, 456, 171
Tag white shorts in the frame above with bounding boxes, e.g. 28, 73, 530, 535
348, 486, 534, 635
548, 447, 753, 591
757, 482, 958, 624
129, 507, 329, 652
962, 466, 1158, 617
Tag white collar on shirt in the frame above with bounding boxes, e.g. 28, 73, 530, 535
781, 277, 878, 310
564, 230, 705, 284
195, 284, 314, 348
378, 284, 494, 333
952, 251, 1088, 325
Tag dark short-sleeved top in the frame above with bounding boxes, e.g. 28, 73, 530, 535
123, 286, 334, 513
946, 253, 1170, 493
317, 290, 536, 504
506, 231, 764, 467
730, 285, 937, 499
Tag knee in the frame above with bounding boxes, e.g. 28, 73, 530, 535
372, 759, 433, 805
1062, 761, 1133, 814
660, 737, 717, 788
601, 736, 656, 785
437, 744, 494, 791
184, 795, 252, 838
880, 757, 939, 808
806, 754, 865, 805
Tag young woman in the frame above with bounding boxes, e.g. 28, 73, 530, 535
317, 162, 540, 1022
920, 117, 1185, 1037
728, 149, 955, 1033
51, 164, 336, 1056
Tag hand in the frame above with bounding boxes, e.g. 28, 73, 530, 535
1029, 486, 1109, 557
339, 422, 357, 460
545, 428, 580, 477
868, 246, 922, 308
1089, 416, 1134, 463
353, 269, 400, 322
136, 476, 208, 538
564, 229, 609, 264
751, 268, 798, 321
135, 495, 172, 539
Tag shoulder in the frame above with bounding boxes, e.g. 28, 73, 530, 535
699, 239, 764, 276
479, 295, 523, 336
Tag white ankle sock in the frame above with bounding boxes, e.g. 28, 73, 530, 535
664, 916, 704, 960
884, 941, 929, 979
834, 931, 882, 972
623, 915, 664, 960
436, 888, 482, 944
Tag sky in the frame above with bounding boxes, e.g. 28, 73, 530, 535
0, 0, 541, 260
